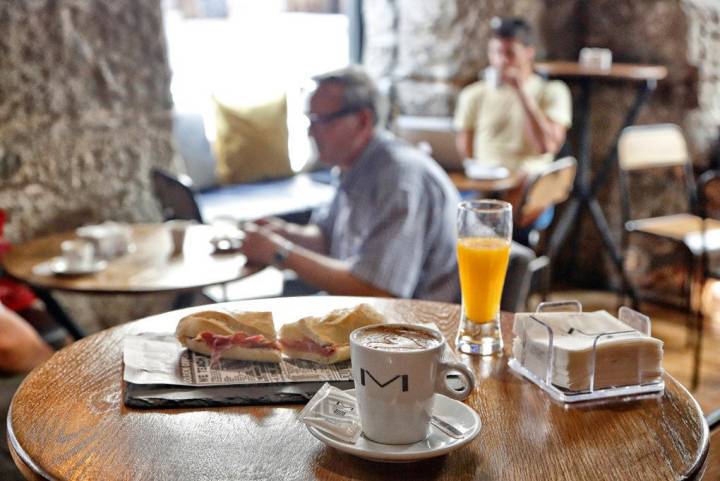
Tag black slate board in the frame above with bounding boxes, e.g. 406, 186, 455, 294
124, 380, 355, 409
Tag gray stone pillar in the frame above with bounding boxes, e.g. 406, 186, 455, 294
0, 1, 176, 331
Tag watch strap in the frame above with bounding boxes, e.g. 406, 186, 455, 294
271, 241, 292, 268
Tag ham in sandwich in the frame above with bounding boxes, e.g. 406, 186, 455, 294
175, 310, 282, 364
279, 303, 386, 364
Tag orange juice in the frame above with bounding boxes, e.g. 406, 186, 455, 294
457, 237, 510, 323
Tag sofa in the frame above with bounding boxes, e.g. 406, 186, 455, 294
172, 111, 335, 225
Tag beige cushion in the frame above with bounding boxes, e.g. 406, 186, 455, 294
212, 95, 293, 184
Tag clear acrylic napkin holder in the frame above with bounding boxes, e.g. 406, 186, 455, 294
507, 300, 665, 404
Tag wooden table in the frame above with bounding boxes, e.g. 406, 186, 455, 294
7, 297, 708, 480
533, 61, 668, 305
2, 224, 259, 338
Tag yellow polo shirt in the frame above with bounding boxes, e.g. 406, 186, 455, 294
454, 74, 572, 173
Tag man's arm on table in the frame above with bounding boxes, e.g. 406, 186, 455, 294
240, 223, 393, 297
515, 86, 567, 155
251, 217, 327, 253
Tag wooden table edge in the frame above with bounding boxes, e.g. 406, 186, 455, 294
672, 378, 711, 480
8, 372, 709, 481
534, 61, 669, 81
0, 260, 263, 296
7, 403, 55, 481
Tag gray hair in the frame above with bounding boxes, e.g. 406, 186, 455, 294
312, 66, 380, 125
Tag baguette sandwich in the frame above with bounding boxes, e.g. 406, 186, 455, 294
279, 303, 386, 364
175, 309, 282, 364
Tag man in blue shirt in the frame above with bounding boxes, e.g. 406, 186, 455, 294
241, 66, 534, 308
240, 66, 460, 302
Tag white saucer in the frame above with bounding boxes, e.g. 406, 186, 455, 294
307, 390, 481, 463
48, 257, 107, 276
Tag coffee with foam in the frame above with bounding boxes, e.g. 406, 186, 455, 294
355, 325, 441, 351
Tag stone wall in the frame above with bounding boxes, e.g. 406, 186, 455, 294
0, 1, 177, 332
364, 0, 720, 295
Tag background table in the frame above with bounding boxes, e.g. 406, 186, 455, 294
7, 297, 708, 480
2, 224, 259, 338
534, 61, 668, 302
448, 170, 525, 195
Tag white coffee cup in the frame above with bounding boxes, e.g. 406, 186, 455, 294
483, 66, 499, 88
76, 222, 133, 259
60, 239, 95, 270
350, 323, 475, 444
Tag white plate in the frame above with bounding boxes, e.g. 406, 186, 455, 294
307, 390, 481, 463
463, 161, 510, 180
48, 257, 107, 276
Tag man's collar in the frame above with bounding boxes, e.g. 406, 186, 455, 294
339, 131, 386, 191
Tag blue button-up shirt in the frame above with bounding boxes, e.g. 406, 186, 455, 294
313, 131, 461, 302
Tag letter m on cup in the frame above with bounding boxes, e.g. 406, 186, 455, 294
359, 369, 409, 392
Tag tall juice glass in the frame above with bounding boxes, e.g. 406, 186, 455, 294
456, 200, 512, 355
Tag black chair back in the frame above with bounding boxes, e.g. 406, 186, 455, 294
150, 168, 204, 223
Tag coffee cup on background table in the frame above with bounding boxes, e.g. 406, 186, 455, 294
350, 323, 475, 445
60, 239, 95, 271
76, 222, 133, 259
164, 220, 195, 256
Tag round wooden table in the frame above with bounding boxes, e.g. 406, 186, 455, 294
7, 297, 708, 480
2, 224, 259, 338
3, 224, 256, 294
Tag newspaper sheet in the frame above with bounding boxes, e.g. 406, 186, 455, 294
123, 333, 351, 387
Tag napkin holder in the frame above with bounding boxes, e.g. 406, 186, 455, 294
508, 300, 665, 404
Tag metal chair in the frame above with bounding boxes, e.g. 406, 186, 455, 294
618, 124, 720, 389
698, 170, 720, 282
150, 168, 204, 223
515, 156, 577, 305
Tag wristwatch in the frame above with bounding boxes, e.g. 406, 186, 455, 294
271, 241, 293, 268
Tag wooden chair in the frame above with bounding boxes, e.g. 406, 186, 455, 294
516, 157, 577, 230
618, 124, 720, 389
150, 168, 204, 223
515, 156, 577, 305
698, 170, 720, 283
699, 169, 720, 224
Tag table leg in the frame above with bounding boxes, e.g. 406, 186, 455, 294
590, 80, 657, 197
172, 291, 196, 310
34, 288, 86, 340
546, 79, 657, 306
547, 197, 583, 260
543, 78, 592, 279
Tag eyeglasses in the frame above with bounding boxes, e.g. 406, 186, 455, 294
306, 107, 361, 128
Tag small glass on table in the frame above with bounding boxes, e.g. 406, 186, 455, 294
456, 200, 512, 355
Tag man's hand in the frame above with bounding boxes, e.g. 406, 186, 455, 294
502, 42, 533, 90
240, 223, 289, 266
501, 65, 523, 90
245, 217, 286, 234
